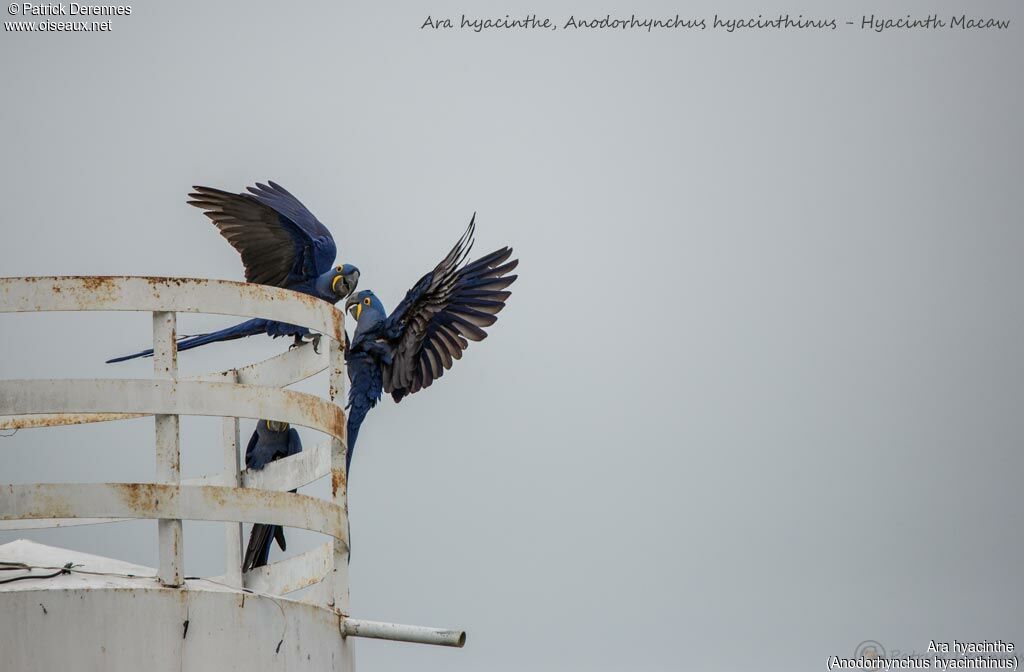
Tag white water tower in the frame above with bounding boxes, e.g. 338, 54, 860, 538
0, 276, 464, 671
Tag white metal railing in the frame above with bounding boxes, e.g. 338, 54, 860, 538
0, 276, 465, 648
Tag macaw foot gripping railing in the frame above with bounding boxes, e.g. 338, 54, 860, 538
0, 276, 465, 652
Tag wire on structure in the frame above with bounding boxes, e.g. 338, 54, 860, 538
0, 561, 76, 584
0, 560, 288, 652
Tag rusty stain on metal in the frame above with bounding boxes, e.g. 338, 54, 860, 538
79, 276, 118, 294
328, 362, 347, 404
29, 487, 75, 518
278, 387, 346, 442
331, 309, 345, 348
331, 468, 346, 498
117, 483, 169, 516
0, 413, 145, 430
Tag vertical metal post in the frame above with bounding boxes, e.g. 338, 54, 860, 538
329, 336, 350, 613
222, 369, 243, 588
153, 310, 183, 587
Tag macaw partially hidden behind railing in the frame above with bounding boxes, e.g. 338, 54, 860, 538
242, 419, 303, 571
106, 181, 360, 363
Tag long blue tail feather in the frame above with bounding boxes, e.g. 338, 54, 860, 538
105, 318, 272, 363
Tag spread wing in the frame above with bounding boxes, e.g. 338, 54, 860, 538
383, 216, 517, 402
187, 181, 337, 287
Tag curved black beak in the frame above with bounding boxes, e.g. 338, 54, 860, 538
344, 294, 360, 321
343, 269, 360, 296
332, 269, 360, 299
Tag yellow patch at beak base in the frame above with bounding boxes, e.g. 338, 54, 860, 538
355, 303, 363, 320
332, 275, 343, 293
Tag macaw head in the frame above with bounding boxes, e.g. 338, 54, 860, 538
257, 419, 290, 437
345, 290, 388, 328
328, 264, 360, 300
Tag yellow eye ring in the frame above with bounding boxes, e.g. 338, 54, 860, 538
363, 298, 371, 305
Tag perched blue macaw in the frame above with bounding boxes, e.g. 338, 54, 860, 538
107, 181, 360, 363
242, 419, 303, 571
343, 217, 517, 472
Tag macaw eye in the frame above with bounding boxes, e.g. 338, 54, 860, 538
336, 266, 342, 272
363, 298, 371, 305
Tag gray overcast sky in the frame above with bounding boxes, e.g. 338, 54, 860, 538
1, 1, 1022, 670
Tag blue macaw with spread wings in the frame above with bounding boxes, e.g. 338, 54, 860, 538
107, 181, 360, 363
342, 217, 517, 472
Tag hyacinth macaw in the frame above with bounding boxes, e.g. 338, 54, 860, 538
343, 216, 517, 472
242, 419, 302, 572
107, 181, 360, 363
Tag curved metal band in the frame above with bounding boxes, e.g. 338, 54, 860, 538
0, 483, 348, 545
0, 517, 124, 531
0, 441, 332, 530
226, 340, 328, 388
0, 413, 144, 430
0, 276, 344, 342
0, 379, 346, 442
0, 343, 329, 431
242, 541, 332, 596
238, 440, 330, 492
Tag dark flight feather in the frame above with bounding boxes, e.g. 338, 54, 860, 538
380, 219, 518, 402
188, 182, 337, 288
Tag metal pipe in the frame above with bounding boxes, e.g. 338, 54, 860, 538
340, 619, 466, 648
